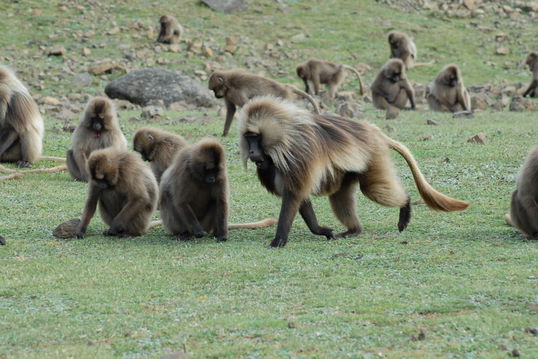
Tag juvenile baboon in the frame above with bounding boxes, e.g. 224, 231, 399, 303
67, 97, 127, 182
238, 96, 469, 248
157, 15, 183, 44
426, 64, 472, 112
295, 59, 365, 98
0, 65, 44, 168
371, 59, 416, 119
133, 127, 187, 182
159, 138, 276, 241
505, 146, 538, 238
387, 31, 434, 70
75, 148, 158, 238
208, 70, 321, 136
523, 52, 538, 98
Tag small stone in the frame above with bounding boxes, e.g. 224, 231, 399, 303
202, 45, 213, 58
496, 47, 510, 55
141, 106, 164, 119
453, 111, 474, 119
495, 33, 509, 42
0, 236, 5, 245
39, 96, 61, 105
524, 327, 538, 335
53, 219, 81, 239
426, 119, 439, 125
467, 132, 486, 144
287, 321, 297, 329
82, 48, 91, 56
511, 349, 520, 357
47, 45, 66, 56
169, 44, 181, 53
420, 135, 432, 141
384, 124, 395, 132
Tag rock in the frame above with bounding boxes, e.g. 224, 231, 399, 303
73, 73, 92, 87
495, 33, 509, 42
224, 36, 238, 54
426, 119, 439, 125
496, 47, 510, 55
141, 106, 164, 119
53, 219, 81, 239
384, 124, 395, 132
88, 62, 127, 75
105, 68, 214, 107
511, 349, 520, 357
47, 45, 66, 56
336, 101, 363, 119
200, 0, 246, 13
471, 93, 489, 111
453, 111, 474, 118
0, 235, 5, 245
463, 0, 475, 10
291, 33, 307, 42
202, 45, 213, 58
510, 95, 538, 111
467, 132, 487, 144
169, 44, 181, 53
39, 96, 61, 105
82, 48, 91, 56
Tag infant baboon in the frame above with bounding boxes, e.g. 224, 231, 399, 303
426, 64, 471, 112
133, 127, 187, 182
157, 15, 183, 44
295, 59, 365, 98
370, 59, 416, 119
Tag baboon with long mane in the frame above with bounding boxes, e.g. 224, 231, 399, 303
239, 96, 469, 247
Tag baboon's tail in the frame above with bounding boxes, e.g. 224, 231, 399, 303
289, 85, 321, 114
384, 135, 469, 212
342, 65, 365, 95
40, 156, 66, 162
228, 218, 277, 230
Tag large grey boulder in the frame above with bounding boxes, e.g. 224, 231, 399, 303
105, 68, 214, 108
200, 0, 247, 13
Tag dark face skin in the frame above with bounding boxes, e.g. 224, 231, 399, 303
90, 117, 104, 132
244, 132, 269, 169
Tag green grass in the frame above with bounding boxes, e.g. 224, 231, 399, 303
1, 1, 538, 358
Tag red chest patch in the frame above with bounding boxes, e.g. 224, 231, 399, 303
94, 132, 102, 138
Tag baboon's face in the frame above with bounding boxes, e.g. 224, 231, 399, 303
191, 147, 221, 184
244, 132, 269, 169
209, 74, 226, 98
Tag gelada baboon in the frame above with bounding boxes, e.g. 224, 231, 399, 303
295, 59, 365, 98
67, 97, 127, 182
208, 70, 321, 136
238, 96, 469, 247
523, 52, 538, 98
387, 31, 434, 70
160, 138, 276, 241
75, 148, 158, 238
371, 59, 416, 119
0, 65, 44, 168
157, 15, 183, 44
505, 146, 538, 238
133, 127, 187, 182
426, 64, 472, 112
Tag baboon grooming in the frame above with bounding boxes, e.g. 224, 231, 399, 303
387, 31, 433, 70
426, 64, 472, 112
505, 146, 538, 238
208, 70, 321, 136
133, 127, 187, 182
295, 59, 365, 98
0, 65, 44, 168
523, 52, 538, 98
157, 15, 183, 44
67, 97, 127, 182
239, 96, 469, 248
159, 138, 276, 241
75, 148, 158, 238
371, 59, 416, 119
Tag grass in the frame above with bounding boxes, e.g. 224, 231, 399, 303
1, 1, 538, 358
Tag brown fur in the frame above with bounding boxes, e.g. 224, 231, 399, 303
238, 96, 469, 247
157, 15, 183, 44
426, 64, 472, 112
133, 127, 187, 183
208, 70, 321, 136
67, 97, 127, 182
370, 59, 416, 119
296, 59, 365, 98
387, 31, 434, 69
159, 138, 229, 241
523, 52, 538, 98
506, 146, 538, 238
75, 148, 158, 238
0, 65, 44, 168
